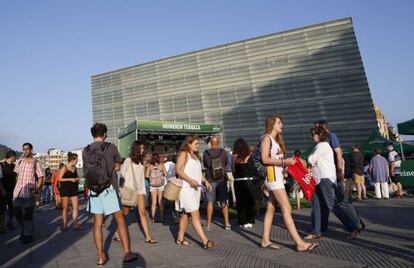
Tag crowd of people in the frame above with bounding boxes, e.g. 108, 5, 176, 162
0, 115, 406, 265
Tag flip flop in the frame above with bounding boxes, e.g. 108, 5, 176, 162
176, 239, 192, 247
145, 239, 157, 244
297, 243, 319, 252
261, 243, 281, 250
97, 255, 108, 266
113, 237, 122, 242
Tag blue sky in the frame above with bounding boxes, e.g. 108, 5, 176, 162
0, 0, 413, 152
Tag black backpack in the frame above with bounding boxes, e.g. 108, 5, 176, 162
84, 142, 111, 196
250, 135, 272, 181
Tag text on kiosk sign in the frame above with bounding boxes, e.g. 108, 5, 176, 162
162, 123, 201, 131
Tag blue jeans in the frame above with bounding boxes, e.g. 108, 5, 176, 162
310, 179, 358, 235
42, 185, 52, 203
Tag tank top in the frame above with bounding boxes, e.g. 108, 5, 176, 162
62, 169, 78, 185
264, 134, 284, 182
234, 162, 251, 178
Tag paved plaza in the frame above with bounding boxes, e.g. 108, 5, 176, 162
1, 196, 413, 268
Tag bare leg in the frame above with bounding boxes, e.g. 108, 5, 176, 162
61, 197, 69, 228
123, 206, 130, 216
190, 210, 209, 245
357, 183, 362, 200
71, 196, 79, 226
261, 196, 276, 246
177, 212, 189, 242
137, 195, 153, 241
93, 214, 106, 263
272, 189, 313, 250
113, 210, 131, 254
362, 184, 367, 198
150, 191, 157, 221
220, 201, 230, 226
157, 191, 164, 222
206, 201, 213, 226
397, 183, 403, 197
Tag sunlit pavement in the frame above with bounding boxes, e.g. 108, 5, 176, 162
1, 196, 413, 268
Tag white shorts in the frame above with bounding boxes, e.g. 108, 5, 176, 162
150, 185, 165, 192
265, 165, 285, 191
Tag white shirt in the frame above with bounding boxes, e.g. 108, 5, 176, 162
308, 142, 337, 184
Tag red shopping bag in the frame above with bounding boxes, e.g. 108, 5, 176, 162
287, 157, 316, 200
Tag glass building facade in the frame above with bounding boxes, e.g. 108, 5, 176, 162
91, 17, 377, 151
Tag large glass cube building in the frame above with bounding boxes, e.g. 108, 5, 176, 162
91, 17, 377, 151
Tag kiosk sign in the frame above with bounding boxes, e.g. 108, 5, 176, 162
400, 160, 414, 187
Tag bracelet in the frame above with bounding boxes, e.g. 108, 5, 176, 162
281, 158, 285, 168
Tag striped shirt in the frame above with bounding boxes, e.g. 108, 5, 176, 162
13, 159, 43, 198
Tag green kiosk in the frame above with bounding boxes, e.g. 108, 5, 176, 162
118, 120, 222, 158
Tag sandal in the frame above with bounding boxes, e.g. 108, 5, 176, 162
304, 234, 322, 240
296, 243, 319, 252
176, 239, 192, 247
203, 240, 216, 249
261, 243, 281, 250
60, 226, 68, 232
113, 237, 122, 242
123, 252, 141, 263
97, 255, 108, 266
145, 239, 157, 244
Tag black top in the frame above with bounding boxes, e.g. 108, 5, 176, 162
234, 163, 251, 178
62, 169, 79, 185
0, 162, 17, 192
351, 151, 364, 176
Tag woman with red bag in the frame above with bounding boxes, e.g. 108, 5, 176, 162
305, 126, 360, 240
260, 115, 318, 252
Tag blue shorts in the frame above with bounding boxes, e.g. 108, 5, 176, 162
205, 181, 228, 202
87, 185, 122, 215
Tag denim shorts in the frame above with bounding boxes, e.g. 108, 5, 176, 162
87, 185, 122, 215
205, 181, 228, 202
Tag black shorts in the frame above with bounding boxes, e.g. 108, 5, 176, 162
391, 174, 401, 184
59, 182, 79, 197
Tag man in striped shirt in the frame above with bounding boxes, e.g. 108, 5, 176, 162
13, 143, 44, 244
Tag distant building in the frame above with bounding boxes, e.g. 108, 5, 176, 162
33, 153, 48, 169
46, 149, 67, 172
92, 17, 378, 151
373, 103, 390, 139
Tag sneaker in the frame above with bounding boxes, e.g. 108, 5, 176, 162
205, 225, 212, 230
225, 224, 231, 230
246, 223, 253, 228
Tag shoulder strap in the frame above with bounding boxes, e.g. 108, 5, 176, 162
129, 159, 139, 191
33, 159, 40, 181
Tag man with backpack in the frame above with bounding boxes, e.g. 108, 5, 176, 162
13, 143, 44, 244
82, 123, 140, 265
203, 135, 231, 230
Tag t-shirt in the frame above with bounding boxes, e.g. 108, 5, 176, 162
203, 148, 228, 182
0, 162, 17, 192
328, 132, 341, 169
351, 151, 364, 176
388, 150, 401, 175
82, 141, 122, 190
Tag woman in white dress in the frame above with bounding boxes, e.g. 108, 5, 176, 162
175, 135, 215, 249
119, 141, 156, 244
260, 114, 318, 252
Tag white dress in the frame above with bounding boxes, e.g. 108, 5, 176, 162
175, 154, 202, 213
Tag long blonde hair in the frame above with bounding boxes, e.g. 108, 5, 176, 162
265, 114, 287, 155
179, 134, 201, 160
